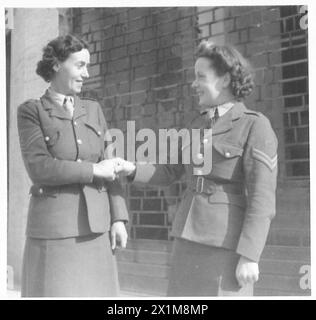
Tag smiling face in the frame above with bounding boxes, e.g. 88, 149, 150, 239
192, 57, 231, 109
51, 48, 90, 95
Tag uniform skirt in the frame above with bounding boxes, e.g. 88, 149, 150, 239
167, 238, 253, 296
21, 232, 119, 297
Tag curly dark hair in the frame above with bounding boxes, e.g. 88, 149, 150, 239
195, 41, 255, 99
36, 34, 89, 82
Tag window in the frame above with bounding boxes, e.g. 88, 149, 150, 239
280, 6, 309, 177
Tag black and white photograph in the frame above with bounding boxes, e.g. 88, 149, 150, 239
2, 2, 313, 299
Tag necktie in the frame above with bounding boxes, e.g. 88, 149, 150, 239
63, 96, 74, 118
207, 107, 219, 128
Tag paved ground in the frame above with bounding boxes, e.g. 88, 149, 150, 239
5, 289, 150, 298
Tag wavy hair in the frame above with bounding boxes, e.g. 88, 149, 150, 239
36, 34, 89, 82
195, 41, 255, 99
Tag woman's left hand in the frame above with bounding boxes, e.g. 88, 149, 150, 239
110, 221, 128, 250
235, 256, 259, 287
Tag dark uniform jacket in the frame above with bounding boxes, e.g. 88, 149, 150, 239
132, 102, 278, 262
17, 90, 129, 239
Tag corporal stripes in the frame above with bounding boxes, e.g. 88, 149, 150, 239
252, 147, 278, 171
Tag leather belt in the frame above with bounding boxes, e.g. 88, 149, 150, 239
29, 185, 62, 197
188, 177, 244, 195
29, 182, 107, 197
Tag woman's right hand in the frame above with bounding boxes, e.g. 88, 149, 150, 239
93, 159, 118, 181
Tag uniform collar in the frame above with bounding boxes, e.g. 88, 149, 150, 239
205, 101, 247, 136
200, 101, 235, 118
47, 86, 74, 107
41, 90, 86, 120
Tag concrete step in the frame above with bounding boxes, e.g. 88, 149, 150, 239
267, 226, 310, 246
261, 245, 310, 261
254, 288, 310, 296
125, 239, 173, 252
272, 213, 310, 227
118, 242, 310, 263
118, 261, 170, 279
117, 241, 311, 296
255, 273, 311, 295
260, 259, 309, 276
118, 273, 168, 296
116, 248, 172, 265
118, 258, 309, 279
118, 268, 310, 296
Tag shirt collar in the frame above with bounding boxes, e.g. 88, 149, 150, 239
201, 101, 235, 118
47, 86, 74, 107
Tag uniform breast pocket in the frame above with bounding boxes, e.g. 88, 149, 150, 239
84, 120, 104, 157
212, 142, 244, 180
42, 126, 61, 149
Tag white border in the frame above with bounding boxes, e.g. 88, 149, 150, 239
0, 0, 314, 300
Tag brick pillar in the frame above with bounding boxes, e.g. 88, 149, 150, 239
7, 8, 59, 290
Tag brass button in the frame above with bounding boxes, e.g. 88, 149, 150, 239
97, 131, 102, 136
44, 136, 50, 141
77, 139, 82, 145
225, 152, 231, 157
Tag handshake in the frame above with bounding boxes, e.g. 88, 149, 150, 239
93, 158, 136, 181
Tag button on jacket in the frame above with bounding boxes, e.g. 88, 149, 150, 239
132, 102, 278, 262
17, 90, 129, 239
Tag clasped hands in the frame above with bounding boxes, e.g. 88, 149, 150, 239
93, 158, 135, 181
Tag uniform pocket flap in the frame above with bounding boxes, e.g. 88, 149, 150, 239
213, 142, 243, 158
84, 120, 103, 137
208, 192, 246, 208
42, 127, 60, 147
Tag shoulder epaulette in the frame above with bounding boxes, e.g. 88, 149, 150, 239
81, 96, 98, 102
244, 109, 261, 117
19, 99, 39, 110
24, 99, 38, 106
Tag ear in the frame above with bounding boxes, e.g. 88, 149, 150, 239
222, 73, 231, 89
53, 63, 60, 72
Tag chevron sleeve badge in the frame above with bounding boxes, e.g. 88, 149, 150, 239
252, 147, 278, 171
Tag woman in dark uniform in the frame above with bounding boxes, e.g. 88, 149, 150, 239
17, 34, 129, 297
116, 41, 278, 296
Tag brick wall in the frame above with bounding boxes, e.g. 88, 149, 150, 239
72, 6, 309, 246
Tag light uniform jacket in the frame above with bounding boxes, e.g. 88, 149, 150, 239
132, 102, 278, 262
17, 90, 129, 239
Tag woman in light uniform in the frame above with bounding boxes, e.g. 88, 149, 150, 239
117, 40, 278, 296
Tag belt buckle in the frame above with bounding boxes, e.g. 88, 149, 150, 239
98, 185, 107, 192
196, 176, 204, 193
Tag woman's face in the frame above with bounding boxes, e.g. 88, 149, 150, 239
192, 57, 227, 108
51, 48, 90, 95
